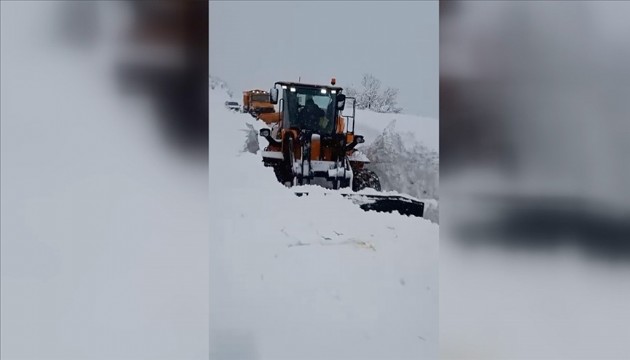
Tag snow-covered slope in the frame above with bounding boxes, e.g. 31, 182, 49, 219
208, 87, 439, 359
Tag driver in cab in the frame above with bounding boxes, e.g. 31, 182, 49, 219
299, 96, 332, 133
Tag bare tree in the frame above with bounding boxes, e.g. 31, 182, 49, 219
345, 73, 402, 113
345, 86, 358, 99
359, 73, 382, 110
376, 87, 402, 113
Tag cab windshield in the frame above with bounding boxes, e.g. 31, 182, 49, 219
251, 94, 270, 102
285, 87, 337, 134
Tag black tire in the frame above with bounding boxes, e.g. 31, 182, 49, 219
352, 169, 382, 192
272, 163, 291, 184
279, 135, 296, 186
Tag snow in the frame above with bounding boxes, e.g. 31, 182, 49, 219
208, 86, 439, 359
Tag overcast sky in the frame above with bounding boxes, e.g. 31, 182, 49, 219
209, 1, 438, 118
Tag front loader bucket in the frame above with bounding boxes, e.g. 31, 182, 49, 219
294, 192, 425, 218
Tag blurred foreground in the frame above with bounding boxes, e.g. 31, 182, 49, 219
1, 2, 209, 359
440, 1, 630, 358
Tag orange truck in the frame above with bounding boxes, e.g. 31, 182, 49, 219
242, 89, 275, 117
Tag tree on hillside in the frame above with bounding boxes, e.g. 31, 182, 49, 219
346, 73, 402, 113
376, 87, 402, 113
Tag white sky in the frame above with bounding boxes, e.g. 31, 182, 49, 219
209, 1, 438, 118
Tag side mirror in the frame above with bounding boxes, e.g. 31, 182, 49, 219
336, 94, 346, 111
270, 88, 279, 104
259, 128, 271, 138
355, 135, 365, 144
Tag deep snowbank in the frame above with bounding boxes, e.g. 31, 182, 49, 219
208, 88, 439, 359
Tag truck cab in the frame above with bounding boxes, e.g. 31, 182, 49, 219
242, 89, 275, 117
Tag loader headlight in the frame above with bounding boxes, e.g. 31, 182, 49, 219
259, 128, 271, 137
355, 135, 365, 144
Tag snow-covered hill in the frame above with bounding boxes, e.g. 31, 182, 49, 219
208, 87, 439, 359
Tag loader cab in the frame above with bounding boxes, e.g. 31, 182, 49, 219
270, 82, 345, 135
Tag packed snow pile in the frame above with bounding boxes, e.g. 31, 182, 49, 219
353, 110, 439, 223
208, 86, 439, 359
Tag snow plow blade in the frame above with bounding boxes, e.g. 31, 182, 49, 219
294, 192, 425, 218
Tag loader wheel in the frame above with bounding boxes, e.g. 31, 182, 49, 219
352, 169, 382, 192
272, 164, 289, 184
278, 135, 296, 187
